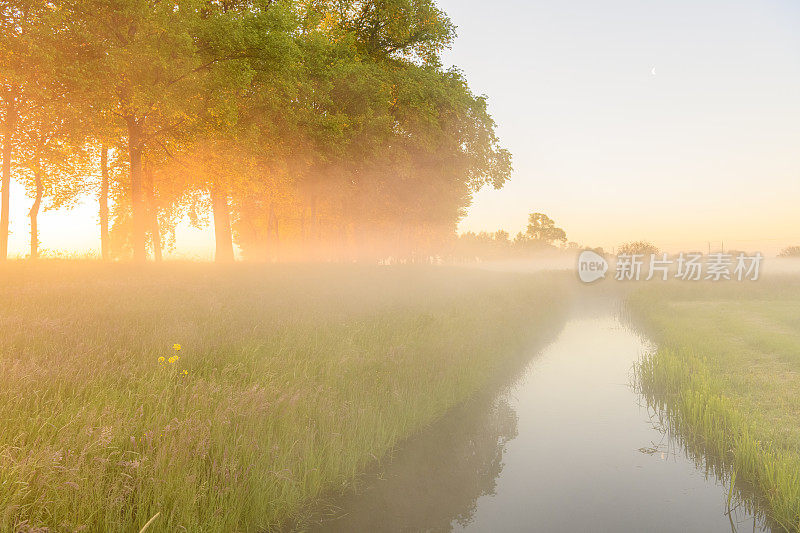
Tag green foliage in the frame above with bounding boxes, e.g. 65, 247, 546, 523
0, 0, 513, 261
310, 0, 456, 63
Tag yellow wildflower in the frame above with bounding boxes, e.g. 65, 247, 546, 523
158, 356, 165, 364
181, 370, 188, 377
173, 344, 182, 351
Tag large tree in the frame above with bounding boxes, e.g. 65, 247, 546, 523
0, 0, 44, 259
2, 0, 513, 263
61, 0, 290, 261
523, 213, 567, 246
232, 0, 510, 261
15, 109, 89, 258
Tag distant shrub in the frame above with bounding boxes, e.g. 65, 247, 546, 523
618, 241, 660, 256
778, 246, 800, 258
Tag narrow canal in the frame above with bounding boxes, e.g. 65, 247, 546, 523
312, 297, 768, 532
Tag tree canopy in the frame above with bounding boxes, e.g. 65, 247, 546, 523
0, 0, 512, 262
523, 212, 567, 245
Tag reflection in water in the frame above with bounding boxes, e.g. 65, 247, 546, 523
309, 393, 519, 532
639, 400, 773, 532
310, 297, 774, 532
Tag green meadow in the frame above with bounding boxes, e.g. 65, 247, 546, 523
0, 263, 567, 532
630, 277, 800, 531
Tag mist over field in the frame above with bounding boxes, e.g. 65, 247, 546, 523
1, 0, 799, 531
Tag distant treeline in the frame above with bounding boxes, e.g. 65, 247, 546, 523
0, 0, 511, 262
451, 212, 603, 261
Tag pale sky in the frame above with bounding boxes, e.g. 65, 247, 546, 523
5, 0, 800, 258
445, 0, 800, 255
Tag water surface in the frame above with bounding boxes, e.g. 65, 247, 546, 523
312, 298, 768, 532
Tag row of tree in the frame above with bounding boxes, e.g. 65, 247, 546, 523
454, 212, 575, 260
0, 0, 511, 262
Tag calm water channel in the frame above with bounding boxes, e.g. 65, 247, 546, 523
311, 297, 770, 532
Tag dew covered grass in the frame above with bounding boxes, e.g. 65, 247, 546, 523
630, 278, 800, 531
0, 262, 568, 532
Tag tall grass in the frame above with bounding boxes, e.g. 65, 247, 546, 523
630, 282, 800, 531
0, 262, 568, 531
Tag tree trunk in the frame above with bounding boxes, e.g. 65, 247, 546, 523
150, 210, 162, 262
210, 183, 234, 263
310, 196, 320, 261
266, 201, 280, 261
265, 202, 274, 261
125, 116, 147, 262
311, 197, 319, 242
99, 145, 110, 261
1, 90, 17, 261
29, 168, 43, 260
144, 163, 162, 262
300, 206, 306, 243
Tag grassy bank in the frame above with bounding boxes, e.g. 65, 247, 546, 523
0, 263, 567, 532
629, 279, 800, 531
